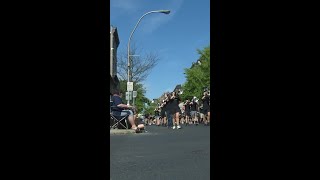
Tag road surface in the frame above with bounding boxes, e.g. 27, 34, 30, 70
110, 124, 210, 180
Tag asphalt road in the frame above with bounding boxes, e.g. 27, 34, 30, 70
110, 124, 210, 180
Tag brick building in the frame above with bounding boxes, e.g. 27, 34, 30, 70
110, 26, 120, 95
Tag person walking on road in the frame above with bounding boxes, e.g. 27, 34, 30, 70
160, 99, 167, 126
184, 99, 191, 126
164, 92, 173, 128
190, 97, 199, 125
170, 91, 182, 129
202, 89, 211, 126
154, 107, 160, 126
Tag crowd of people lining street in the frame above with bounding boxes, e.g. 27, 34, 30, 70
110, 87, 211, 131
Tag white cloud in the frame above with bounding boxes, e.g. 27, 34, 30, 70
111, 0, 184, 33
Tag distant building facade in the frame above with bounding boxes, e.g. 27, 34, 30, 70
173, 84, 182, 94
110, 26, 120, 94
158, 92, 169, 103
156, 84, 182, 103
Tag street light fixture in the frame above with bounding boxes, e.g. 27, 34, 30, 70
127, 9, 171, 105
157, 10, 171, 14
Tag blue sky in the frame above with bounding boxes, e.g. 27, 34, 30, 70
110, 0, 210, 100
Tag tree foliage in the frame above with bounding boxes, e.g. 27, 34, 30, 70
144, 100, 158, 116
118, 80, 149, 113
180, 45, 210, 101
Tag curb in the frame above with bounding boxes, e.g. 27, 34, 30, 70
110, 129, 136, 135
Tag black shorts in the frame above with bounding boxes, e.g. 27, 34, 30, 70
161, 111, 166, 118
167, 106, 180, 115
203, 108, 210, 114
173, 107, 181, 114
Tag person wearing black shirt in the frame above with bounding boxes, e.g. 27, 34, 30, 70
201, 90, 210, 126
170, 91, 182, 129
190, 97, 199, 125
145, 113, 150, 125
154, 107, 160, 126
184, 99, 191, 126
199, 103, 204, 124
160, 100, 167, 126
164, 92, 173, 128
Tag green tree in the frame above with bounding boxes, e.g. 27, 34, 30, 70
180, 45, 210, 101
144, 100, 158, 116
118, 80, 149, 113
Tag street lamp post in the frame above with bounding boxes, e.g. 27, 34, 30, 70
127, 10, 170, 105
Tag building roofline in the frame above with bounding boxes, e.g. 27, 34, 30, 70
110, 26, 120, 45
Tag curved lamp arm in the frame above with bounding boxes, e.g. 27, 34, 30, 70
127, 10, 170, 82
126, 10, 170, 105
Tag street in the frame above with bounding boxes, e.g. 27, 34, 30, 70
110, 124, 210, 180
